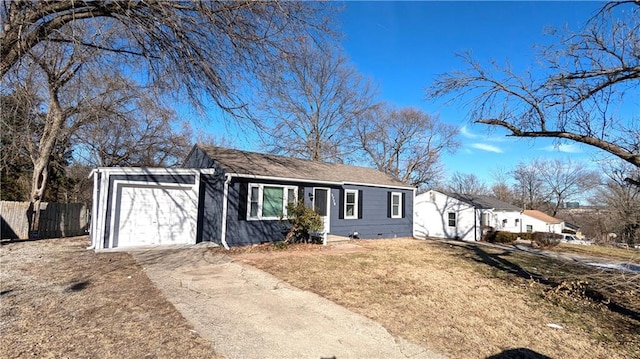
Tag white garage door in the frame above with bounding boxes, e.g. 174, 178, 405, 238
113, 184, 198, 247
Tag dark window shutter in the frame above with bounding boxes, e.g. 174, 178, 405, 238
401, 192, 406, 218
357, 190, 363, 219
387, 191, 392, 218
298, 186, 305, 204
338, 189, 344, 219
238, 182, 248, 220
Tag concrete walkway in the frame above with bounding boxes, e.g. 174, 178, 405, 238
132, 246, 446, 359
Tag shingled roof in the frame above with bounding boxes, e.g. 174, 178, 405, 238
446, 192, 521, 211
523, 210, 563, 224
194, 145, 413, 189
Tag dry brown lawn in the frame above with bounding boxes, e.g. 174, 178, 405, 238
239, 238, 640, 359
555, 242, 640, 262
0, 236, 221, 359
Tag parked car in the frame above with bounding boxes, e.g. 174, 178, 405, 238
560, 234, 592, 246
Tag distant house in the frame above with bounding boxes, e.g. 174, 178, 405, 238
521, 210, 564, 234
414, 190, 522, 242
90, 145, 415, 250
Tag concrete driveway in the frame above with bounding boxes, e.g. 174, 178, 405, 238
132, 246, 445, 359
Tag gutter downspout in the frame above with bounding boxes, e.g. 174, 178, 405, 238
474, 208, 478, 242
219, 174, 232, 250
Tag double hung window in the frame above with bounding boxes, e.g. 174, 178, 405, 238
447, 212, 456, 227
344, 190, 359, 219
390, 192, 402, 218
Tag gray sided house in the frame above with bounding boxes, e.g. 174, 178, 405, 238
184, 145, 415, 248
90, 145, 414, 250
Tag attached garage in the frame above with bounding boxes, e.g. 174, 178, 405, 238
112, 183, 198, 247
89, 168, 211, 250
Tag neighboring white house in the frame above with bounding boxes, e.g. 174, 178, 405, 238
521, 210, 564, 234
414, 190, 523, 242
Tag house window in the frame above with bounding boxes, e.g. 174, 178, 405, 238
526, 225, 533, 233
448, 212, 456, 227
248, 184, 297, 219
391, 192, 402, 218
287, 188, 297, 206
344, 190, 358, 219
515, 219, 520, 225
249, 186, 259, 217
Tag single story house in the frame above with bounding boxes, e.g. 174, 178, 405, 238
89, 145, 415, 250
521, 209, 564, 234
414, 190, 523, 242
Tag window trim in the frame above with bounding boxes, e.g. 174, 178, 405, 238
344, 189, 359, 219
247, 184, 298, 220
390, 192, 402, 219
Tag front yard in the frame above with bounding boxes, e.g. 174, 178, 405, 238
1, 236, 638, 358
0, 237, 221, 358
237, 238, 640, 359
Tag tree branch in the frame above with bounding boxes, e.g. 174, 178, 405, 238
477, 118, 640, 167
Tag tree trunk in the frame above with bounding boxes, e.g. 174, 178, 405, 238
29, 91, 65, 232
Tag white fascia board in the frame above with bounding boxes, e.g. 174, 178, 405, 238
342, 181, 415, 190
94, 167, 206, 176
226, 173, 414, 190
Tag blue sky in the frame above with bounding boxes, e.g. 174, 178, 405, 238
337, 1, 608, 184
196, 1, 622, 185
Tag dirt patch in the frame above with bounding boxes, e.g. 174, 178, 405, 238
0, 236, 221, 358
241, 238, 640, 359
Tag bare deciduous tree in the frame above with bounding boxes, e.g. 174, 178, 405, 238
356, 105, 459, 188
511, 160, 550, 210
592, 161, 640, 245
444, 172, 490, 195
490, 167, 517, 204
511, 158, 601, 215
1, 1, 332, 231
255, 41, 377, 162
537, 158, 601, 216
1, 1, 332, 111
427, 2, 640, 181
72, 89, 191, 168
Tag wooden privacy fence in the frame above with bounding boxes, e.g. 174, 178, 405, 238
1, 201, 89, 240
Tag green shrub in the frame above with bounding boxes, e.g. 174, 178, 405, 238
531, 232, 561, 248
280, 200, 323, 244
485, 231, 518, 243
496, 231, 518, 243
518, 232, 533, 241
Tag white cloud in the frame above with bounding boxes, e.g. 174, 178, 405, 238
460, 125, 513, 143
541, 144, 583, 153
459, 125, 478, 139
470, 143, 504, 153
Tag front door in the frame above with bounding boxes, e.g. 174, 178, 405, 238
313, 188, 330, 233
